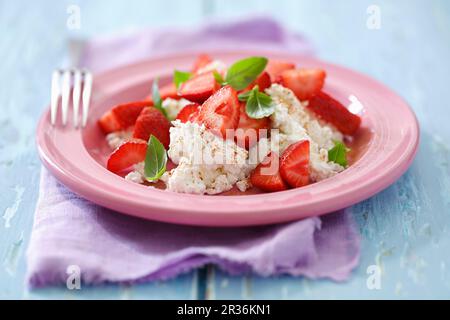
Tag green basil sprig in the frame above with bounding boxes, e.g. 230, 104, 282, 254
238, 86, 274, 119
224, 57, 268, 90
173, 70, 192, 89
213, 70, 225, 84
144, 135, 168, 182
152, 78, 169, 118
328, 141, 350, 167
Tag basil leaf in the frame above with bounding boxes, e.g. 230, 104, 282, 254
174, 70, 192, 88
152, 78, 169, 118
238, 90, 253, 102
152, 78, 161, 107
213, 70, 225, 85
225, 57, 268, 90
144, 135, 168, 181
245, 88, 274, 119
328, 141, 349, 167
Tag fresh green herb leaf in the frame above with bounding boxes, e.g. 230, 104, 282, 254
225, 57, 268, 90
152, 78, 162, 107
144, 135, 168, 181
173, 70, 192, 88
328, 141, 350, 167
245, 86, 274, 119
152, 78, 169, 118
238, 90, 253, 102
213, 70, 225, 85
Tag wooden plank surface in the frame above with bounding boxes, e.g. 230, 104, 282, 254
210, 0, 450, 299
0, 0, 204, 300
1, 0, 449, 299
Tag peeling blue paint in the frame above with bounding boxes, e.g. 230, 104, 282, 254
3, 186, 25, 229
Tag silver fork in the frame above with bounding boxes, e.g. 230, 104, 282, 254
50, 68, 93, 128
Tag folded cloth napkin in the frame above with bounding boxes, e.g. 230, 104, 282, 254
81, 16, 315, 73
27, 17, 360, 287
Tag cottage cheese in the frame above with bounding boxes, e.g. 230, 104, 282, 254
164, 120, 251, 194
162, 98, 193, 121
196, 60, 228, 76
266, 84, 345, 181
236, 179, 251, 192
106, 130, 132, 149
125, 162, 145, 184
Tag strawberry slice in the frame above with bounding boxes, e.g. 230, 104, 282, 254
176, 103, 200, 123
307, 92, 361, 135
280, 140, 310, 188
188, 108, 201, 123
98, 111, 121, 133
198, 85, 240, 138
98, 101, 152, 134
192, 54, 213, 74
278, 68, 326, 101
250, 152, 289, 192
133, 107, 171, 149
266, 60, 295, 81
179, 72, 220, 103
241, 71, 272, 93
235, 103, 270, 149
107, 139, 147, 173
160, 82, 179, 100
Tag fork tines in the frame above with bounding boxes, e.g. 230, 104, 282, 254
51, 69, 92, 128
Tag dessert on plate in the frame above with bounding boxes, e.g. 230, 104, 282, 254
98, 54, 362, 195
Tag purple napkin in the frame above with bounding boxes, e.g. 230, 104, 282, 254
81, 16, 315, 73
27, 17, 360, 287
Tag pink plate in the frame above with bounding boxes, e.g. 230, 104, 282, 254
36, 51, 419, 227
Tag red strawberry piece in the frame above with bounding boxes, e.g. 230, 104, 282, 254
278, 68, 326, 101
280, 140, 310, 188
235, 103, 270, 149
133, 107, 171, 149
188, 108, 201, 123
98, 101, 152, 134
176, 103, 200, 123
192, 54, 213, 74
307, 91, 361, 135
265, 60, 295, 81
98, 110, 121, 133
240, 71, 272, 93
179, 72, 220, 103
250, 152, 289, 192
160, 82, 179, 100
107, 139, 147, 173
197, 85, 240, 138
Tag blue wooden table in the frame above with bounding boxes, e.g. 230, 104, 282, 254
1, 0, 449, 299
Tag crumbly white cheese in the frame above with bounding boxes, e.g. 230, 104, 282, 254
196, 60, 228, 76
106, 130, 132, 150
164, 121, 251, 195
125, 162, 145, 184
266, 84, 345, 182
236, 179, 251, 192
240, 137, 272, 177
162, 98, 193, 121
168, 121, 248, 165
125, 170, 144, 184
